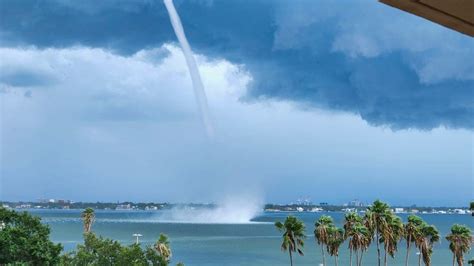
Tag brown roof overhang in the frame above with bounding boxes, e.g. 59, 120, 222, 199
379, 0, 474, 37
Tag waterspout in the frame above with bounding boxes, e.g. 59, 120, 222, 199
163, 0, 214, 137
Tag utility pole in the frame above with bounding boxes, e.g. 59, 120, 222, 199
132, 233, 142, 244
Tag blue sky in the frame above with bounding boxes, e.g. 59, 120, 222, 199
0, 0, 472, 206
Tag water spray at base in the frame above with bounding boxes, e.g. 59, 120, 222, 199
156, 196, 264, 224
163, 0, 214, 137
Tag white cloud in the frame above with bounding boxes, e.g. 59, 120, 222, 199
0, 44, 251, 123
0, 44, 471, 205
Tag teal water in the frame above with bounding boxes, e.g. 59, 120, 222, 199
30, 210, 472, 265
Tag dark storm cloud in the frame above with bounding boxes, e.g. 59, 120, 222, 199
1, 0, 473, 129
0, 0, 174, 53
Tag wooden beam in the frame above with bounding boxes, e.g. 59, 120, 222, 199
379, 0, 474, 37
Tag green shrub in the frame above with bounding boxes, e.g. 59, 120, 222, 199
60, 232, 175, 266
0, 207, 62, 265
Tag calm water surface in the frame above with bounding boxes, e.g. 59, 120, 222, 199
30, 210, 472, 266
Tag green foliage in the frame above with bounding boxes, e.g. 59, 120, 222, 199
154, 234, 172, 263
275, 216, 306, 265
365, 200, 393, 244
0, 207, 181, 266
326, 226, 344, 257
61, 232, 175, 266
0, 207, 63, 265
349, 223, 371, 253
314, 215, 334, 245
417, 223, 440, 266
404, 215, 425, 265
381, 214, 404, 258
368, 200, 390, 214
314, 215, 335, 265
446, 224, 472, 266
366, 200, 391, 233
275, 216, 306, 254
81, 208, 95, 233
343, 212, 362, 239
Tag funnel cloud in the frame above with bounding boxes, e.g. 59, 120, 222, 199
163, 0, 214, 137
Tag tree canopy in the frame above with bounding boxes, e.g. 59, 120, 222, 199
0, 207, 62, 265
60, 232, 173, 266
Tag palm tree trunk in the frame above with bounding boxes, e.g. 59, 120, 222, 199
452, 253, 455, 266
359, 251, 364, 266
418, 248, 422, 266
335, 255, 338, 266
289, 250, 293, 266
456, 254, 463, 266
356, 251, 360, 266
376, 228, 381, 266
350, 248, 353, 266
321, 244, 326, 266
355, 249, 359, 266
405, 238, 411, 266
384, 245, 388, 266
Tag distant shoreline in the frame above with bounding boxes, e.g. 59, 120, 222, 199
1, 201, 471, 215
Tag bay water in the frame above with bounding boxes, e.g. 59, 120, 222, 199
30, 209, 472, 265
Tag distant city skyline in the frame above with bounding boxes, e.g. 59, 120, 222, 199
0, 0, 472, 206
2, 198, 471, 209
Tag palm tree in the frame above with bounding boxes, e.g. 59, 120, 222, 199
275, 216, 306, 266
381, 214, 404, 266
414, 222, 427, 266
446, 224, 472, 266
155, 233, 172, 263
366, 200, 391, 266
404, 215, 424, 266
416, 224, 440, 266
344, 212, 362, 266
81, 207, 95, 233
325, 226, 344, 266
350, 223, 371, 266
315, 215, 334, 266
